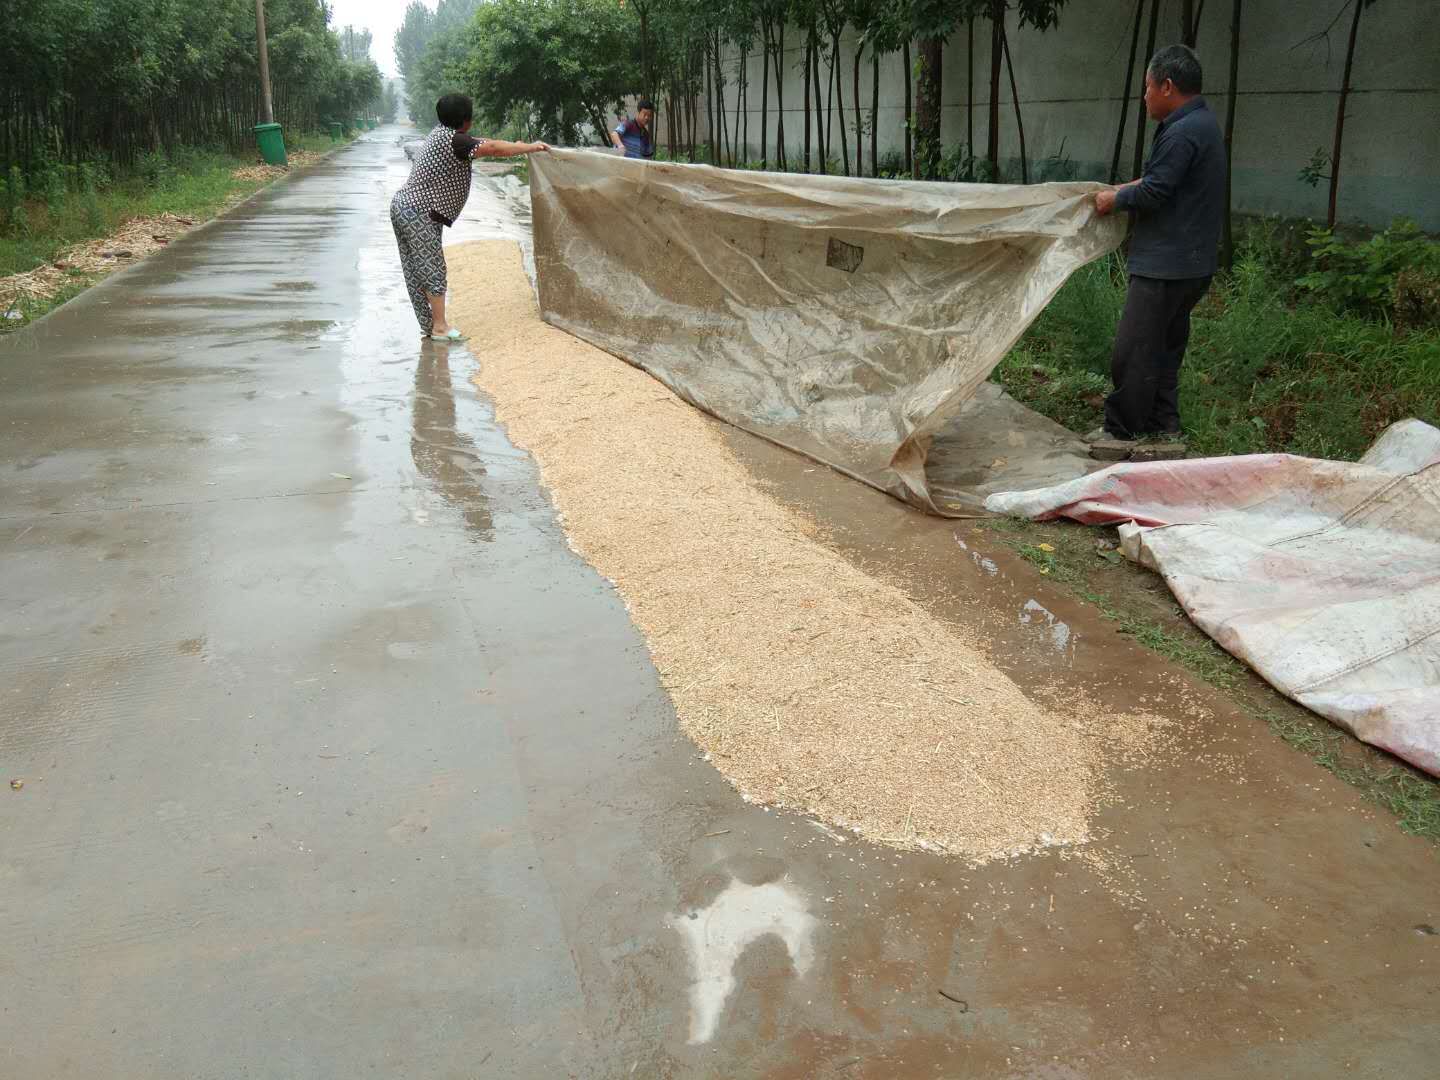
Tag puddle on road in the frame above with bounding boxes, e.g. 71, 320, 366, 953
1018, 597, 1077, 660
667, 878, 817, 1045
955, 536, 999, 576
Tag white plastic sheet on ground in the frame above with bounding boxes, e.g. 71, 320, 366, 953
529, 148, 1123, 511
986, 420, 1440, 776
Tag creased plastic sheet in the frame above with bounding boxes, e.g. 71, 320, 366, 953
530, 149, 1123, 511
986, 420, 1440, 776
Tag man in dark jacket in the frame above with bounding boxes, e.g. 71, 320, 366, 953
1094, 44, 1226, 446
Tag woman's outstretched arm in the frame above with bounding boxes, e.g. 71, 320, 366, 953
472, 139, 550, 159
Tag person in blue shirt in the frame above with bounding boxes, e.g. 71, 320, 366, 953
1093, 45, 1226, 446
610, 100, 656, 159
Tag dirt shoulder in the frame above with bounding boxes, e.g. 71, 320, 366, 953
977, 512, 1440, 843
2, 147, 334, 330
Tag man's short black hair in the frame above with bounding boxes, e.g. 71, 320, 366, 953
1148, 45, 1203, 95
637, 98, 656, 113
436, 93, 474, 130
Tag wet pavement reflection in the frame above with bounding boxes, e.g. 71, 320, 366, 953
411, 346, 494, 541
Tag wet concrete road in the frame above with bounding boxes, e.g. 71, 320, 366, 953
4, 130, 1440, 1078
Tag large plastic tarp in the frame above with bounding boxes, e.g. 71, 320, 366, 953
530, 149, 1123, 511
986, 420, 1440, 777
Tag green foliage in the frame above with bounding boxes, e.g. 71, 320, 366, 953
0, 146, 276, 285
1297, 146, 1329, 188
455, 0, 638, 145
2, 167, 27, 234
1298, 218, 1440, 317
874, 150, 906, 179
1, 0, 378, 184
937, 144, 998, 182
994, 234, 1440, 463
1033, 140, 1078, 182
1395, 266, 1440, 333
396, 0, 482, 126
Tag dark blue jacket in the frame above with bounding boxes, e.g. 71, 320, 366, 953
1116, 96, 1227, 280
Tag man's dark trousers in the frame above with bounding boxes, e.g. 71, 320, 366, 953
1104, 273, 1212, 439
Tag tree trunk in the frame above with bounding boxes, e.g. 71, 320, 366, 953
693, 69, 701, 160
815, 30, 828, 171
903, 38, 912, 174
913, 37, 941, 179
987, 1, 1003, 177
775, 22, 787, 170
707, 45, 716, 163
1221, 0, 1242, 267
1328, 0, 1364, 228
715, 32, 730, 167
639, 7, 652, 98
852, 40, 864, 177
1001, 26, 1028, 183
742, 48, 750, 164
804, 31, 813, 171
1132, 0, 1161, 179
254, 0, 275, 126
735, 44, 746, 167
1111, 0, 1145, 183
761, 19, 771, 169
667, 89, 676, 157
967, 16, 975, 160
832, 35, 848, 176
870, 50, 879, 177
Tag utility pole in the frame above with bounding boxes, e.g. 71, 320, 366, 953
252, 0, 286, 165
255, 0, 275, 125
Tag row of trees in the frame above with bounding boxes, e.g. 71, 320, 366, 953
0, 0, 384, 182
395, 0, 1387, 233
395, 0, 484, 127
394, 0, 1205, 174
391, 0, 1215, 184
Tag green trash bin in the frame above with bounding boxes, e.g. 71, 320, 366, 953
328, 121, 343, 142
254, 122, 288, 167
353, 117, 365, 134
368, 118, 377, 130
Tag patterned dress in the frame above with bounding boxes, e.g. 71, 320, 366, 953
390, 124, 484, 335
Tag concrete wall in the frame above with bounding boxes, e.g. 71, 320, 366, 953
660, 0, 1440, 231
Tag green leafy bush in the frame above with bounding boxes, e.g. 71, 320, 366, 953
1, 166, 25, 233
995, 241, 1440, 461
1395, 267, 1440, 332
1298, 218, 1440, 318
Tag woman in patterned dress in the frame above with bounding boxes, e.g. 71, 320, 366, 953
391, 94, 548, 341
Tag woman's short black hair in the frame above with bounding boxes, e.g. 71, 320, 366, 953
436, 93, 474, 130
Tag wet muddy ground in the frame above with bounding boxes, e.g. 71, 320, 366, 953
2, 130, 1437, 1079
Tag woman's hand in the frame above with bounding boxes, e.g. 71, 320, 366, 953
528, 142, 551, 154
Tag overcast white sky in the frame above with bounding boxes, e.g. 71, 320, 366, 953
325, 0, 414, 78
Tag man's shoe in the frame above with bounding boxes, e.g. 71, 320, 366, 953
1131, 432, 1187, 461
1089, 436, 1138, 461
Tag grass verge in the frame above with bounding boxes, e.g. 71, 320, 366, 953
980, 514, 1440, 844
994, 247, 1440, 461
2, 132, 348, 330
